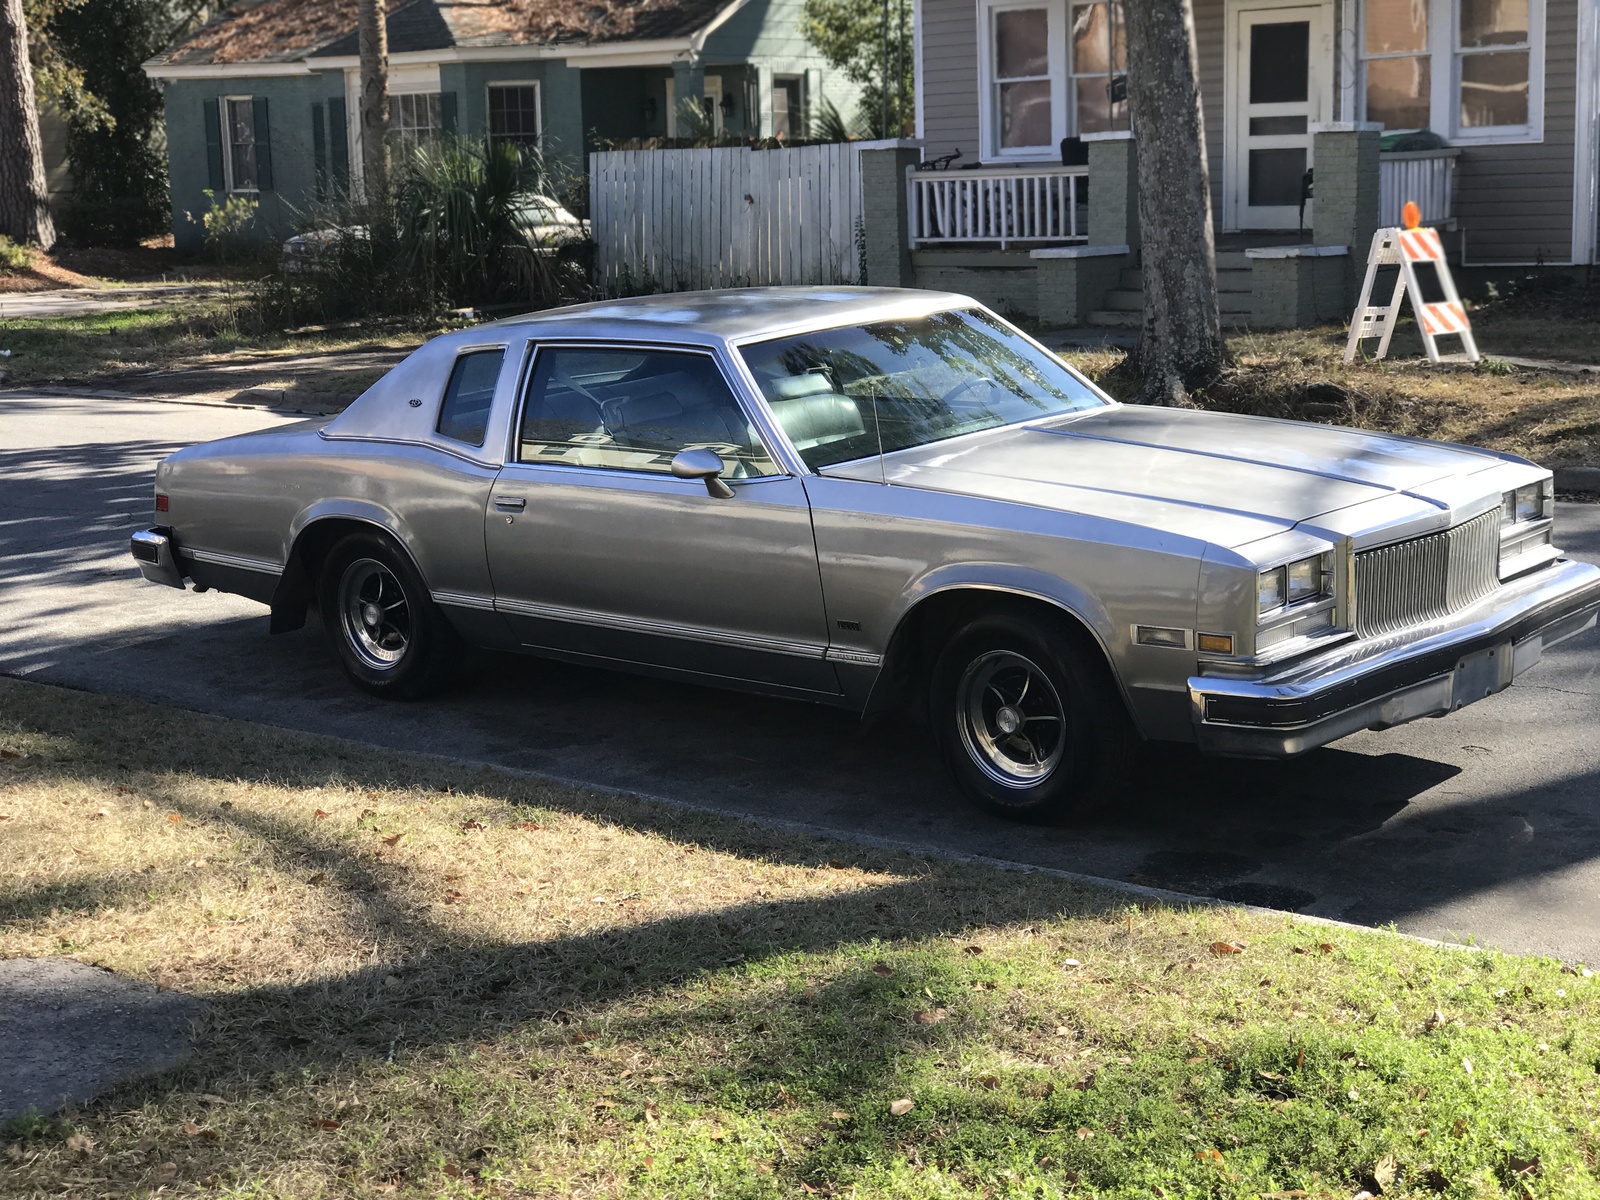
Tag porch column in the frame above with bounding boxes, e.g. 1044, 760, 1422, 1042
860, 143, 922, 286
1310, 122, 1381, 310
1084, 131, 1139, 250
756, 65, 774, 138
671, 59, 705, 133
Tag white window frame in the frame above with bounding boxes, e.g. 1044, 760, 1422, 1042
486, 80, 543, 149
390, 90, 443, 155
1358, 0, 1544, 145
1067, 1, 1130, 136
1450, 0, 1542, 143
219, 95, 258, 195
976, 0, 1068, 161
772, 74, 806, 139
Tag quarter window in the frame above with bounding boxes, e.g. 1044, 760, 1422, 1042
437, 349, 505, 447
488, 85, 541, 148
519, 348, 779, 478
222, 97, 257, 192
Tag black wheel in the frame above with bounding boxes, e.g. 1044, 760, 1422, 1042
931, 613, 1136, 823
318, 532, 460, 699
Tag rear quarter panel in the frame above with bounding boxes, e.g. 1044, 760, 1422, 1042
159, 427, 499, 602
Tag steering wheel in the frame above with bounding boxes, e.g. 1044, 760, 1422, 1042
938, 376, 994, 407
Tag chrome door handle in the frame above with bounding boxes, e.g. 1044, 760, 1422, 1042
494, 497, 526, 512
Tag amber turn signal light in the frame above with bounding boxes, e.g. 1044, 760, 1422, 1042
1196, 632, 1234, 655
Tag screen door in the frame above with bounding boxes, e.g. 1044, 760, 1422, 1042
1228, 4, 1333, 229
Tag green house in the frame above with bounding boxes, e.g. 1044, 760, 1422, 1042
143, 0, 858, 251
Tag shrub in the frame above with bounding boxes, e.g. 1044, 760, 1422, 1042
253, 136, 591, 328
0, 236, 36, 274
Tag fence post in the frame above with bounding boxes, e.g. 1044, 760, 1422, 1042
860, 144, 922, 287
1311, 122, 1381, 310
1084, 132, 1139, 250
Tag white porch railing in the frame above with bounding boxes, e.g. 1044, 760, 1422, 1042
907, 164, 1089, 248
1379, 148, 1460, 229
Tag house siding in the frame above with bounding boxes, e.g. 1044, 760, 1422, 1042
1194, 0, 1225, 229
919, 0, 1578, 261
440, 59, 585, 172
1453, 0, 1577, 263
702, 0, 861, 128
917, 0, 979, 160
162, 73, 340, 252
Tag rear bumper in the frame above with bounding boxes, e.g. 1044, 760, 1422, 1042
130, 527, 188, 590
1189, 558, 1600, 758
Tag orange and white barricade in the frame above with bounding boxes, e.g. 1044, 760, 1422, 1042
1344, 202, 1478, 365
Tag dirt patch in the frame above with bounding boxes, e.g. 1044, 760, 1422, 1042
0, 258, 102, 294
1066, 308, 1600, 468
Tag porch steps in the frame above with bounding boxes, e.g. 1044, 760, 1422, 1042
1086, 253, 1256, 327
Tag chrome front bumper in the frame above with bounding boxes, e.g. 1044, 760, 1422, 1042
130, 527, 188, 589
1189, 558, 1600, 758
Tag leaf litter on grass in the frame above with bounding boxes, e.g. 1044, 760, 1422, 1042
1, 676, 1598, 1199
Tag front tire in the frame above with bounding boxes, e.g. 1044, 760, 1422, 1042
931, 613, 1135, 824
318, 532, 459, 699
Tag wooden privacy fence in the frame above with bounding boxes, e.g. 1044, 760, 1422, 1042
589, 140, 901, 292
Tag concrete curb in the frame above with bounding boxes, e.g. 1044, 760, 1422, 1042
7, 674, 1493, 957
0, 383, 349, 417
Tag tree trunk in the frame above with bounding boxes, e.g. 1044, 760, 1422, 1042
1122, 0, 1224, 406
0, 0, 56, 248
358, 0, 388, 200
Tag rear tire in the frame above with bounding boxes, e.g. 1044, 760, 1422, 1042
318, 532, 460, 699
931, 613, 1135, 824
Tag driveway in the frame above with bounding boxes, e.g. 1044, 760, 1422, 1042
4, 390, 1598, 962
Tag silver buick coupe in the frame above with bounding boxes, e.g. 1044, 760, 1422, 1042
132, 288, 1600, 821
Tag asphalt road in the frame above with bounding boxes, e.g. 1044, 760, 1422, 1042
5, 391, 1599, 962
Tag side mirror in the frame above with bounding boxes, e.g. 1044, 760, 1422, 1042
670, 447, 734, 499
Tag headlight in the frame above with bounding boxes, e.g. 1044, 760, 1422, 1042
1259, 553, 1331, 616
1502, 483, 1546, 526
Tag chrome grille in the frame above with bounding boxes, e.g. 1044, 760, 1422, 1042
1354, 509, 1501, 638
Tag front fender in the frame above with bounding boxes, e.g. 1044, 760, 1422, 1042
861, 564, 1124, 721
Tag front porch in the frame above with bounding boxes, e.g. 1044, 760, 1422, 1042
864, 132, 1460, 330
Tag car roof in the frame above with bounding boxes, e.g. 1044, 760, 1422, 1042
478, 286, 976, 347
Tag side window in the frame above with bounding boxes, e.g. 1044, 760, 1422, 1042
437, 349, 505, 447
518, 347, 780, 479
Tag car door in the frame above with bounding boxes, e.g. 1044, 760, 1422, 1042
484, 342, 839, 696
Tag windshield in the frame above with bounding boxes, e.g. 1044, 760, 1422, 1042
739, 308, 1107, 470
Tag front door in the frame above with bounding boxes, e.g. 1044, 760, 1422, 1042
1227, 3, 1334, 229
485, 343, 839, 696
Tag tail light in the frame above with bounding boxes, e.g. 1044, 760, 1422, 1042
155, 493, 169, 513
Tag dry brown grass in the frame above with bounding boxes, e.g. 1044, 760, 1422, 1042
1065, 313, 1600, 468
5, 681, 1600, 1199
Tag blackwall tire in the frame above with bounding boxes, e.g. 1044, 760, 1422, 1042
931, 613, 1135, 824
318, 532, 460, 700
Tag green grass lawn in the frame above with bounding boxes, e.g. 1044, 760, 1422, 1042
2, 678, 1597, 1198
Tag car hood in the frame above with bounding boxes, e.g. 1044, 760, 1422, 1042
822, 404, 1508, 548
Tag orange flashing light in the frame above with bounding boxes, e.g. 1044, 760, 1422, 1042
1401, 200, 1422, 230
